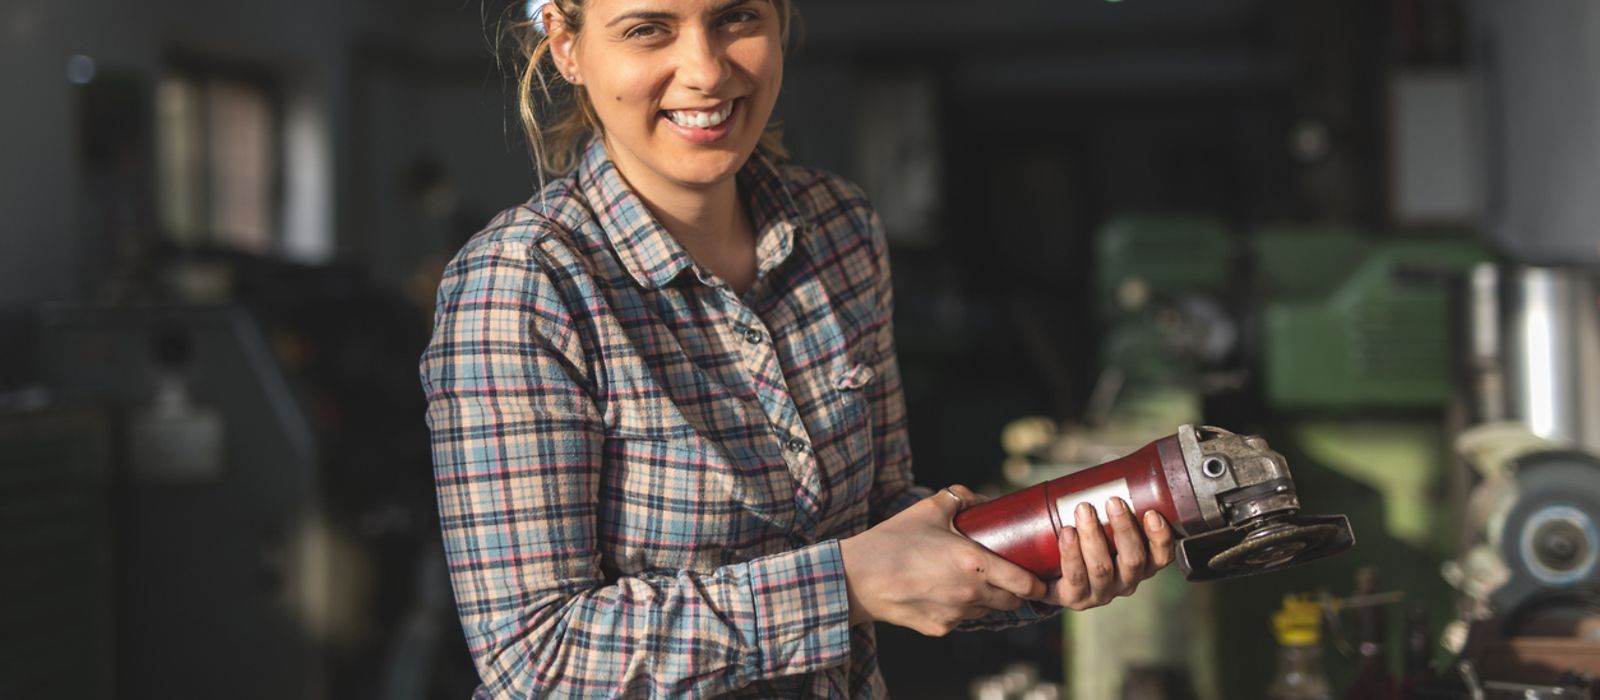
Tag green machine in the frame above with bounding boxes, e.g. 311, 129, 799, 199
1029, 219, 1493, 698
1040, 214, 1240, 700
1211, 227, 1495, 698
1258, 229, 1494, 410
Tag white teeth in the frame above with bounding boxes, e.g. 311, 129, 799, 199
667, 101, 735, 129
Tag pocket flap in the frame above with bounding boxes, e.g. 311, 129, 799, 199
835, 362, 877, 391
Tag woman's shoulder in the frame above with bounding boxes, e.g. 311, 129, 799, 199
437, 182, 609, 321
770, 162, 887, 260
459, 178, 578, 246
774, 162, 874, 214
450, 181, 600, 279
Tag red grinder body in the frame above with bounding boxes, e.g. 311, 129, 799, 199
952, 425, 1356, 582
952, 435, 1200, 577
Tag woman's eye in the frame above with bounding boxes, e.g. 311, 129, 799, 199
624, 23, 666, 40
718, 9, 759, 27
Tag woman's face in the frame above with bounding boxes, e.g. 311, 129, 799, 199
555, 0, 783, 193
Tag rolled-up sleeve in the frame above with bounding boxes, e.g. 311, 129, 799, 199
421, 238, 853, 698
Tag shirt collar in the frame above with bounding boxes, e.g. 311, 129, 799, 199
575, 138, 805, 291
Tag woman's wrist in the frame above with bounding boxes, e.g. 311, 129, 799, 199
838, 534, 876, 626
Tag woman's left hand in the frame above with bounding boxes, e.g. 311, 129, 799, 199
1041, 496, 1175, 610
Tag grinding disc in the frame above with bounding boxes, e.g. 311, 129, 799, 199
1177, 513, 1354, 582
1493, 452, 1600, 613
1209, 522, 1346, 572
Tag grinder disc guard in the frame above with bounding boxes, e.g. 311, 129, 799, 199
1177, 513, 1355, 582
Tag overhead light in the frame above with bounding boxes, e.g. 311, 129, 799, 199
66, 54, 95, 84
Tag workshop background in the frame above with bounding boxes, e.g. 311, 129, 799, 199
3, 0, 1599, 698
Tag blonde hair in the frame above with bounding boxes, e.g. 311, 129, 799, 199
503, 0, 796, 177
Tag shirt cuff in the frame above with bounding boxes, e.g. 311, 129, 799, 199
746, 540, 854, 678
958, 598, 1063, 632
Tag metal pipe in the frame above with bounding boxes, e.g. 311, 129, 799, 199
1504, 266, 1600, 452
1467, 263, 1505, 423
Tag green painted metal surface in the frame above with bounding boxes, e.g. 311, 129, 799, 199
1261, 237, 1493, 409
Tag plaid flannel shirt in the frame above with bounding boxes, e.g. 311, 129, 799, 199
421, 139, 1053, 699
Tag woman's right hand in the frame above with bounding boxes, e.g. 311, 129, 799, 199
838, 485, 1046, 636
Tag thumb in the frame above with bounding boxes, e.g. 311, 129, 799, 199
928, 484, 978, 517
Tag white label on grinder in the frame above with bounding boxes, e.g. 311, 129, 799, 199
1055, 477, 1133, 525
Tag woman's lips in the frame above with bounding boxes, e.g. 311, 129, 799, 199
659, 98, 740, 145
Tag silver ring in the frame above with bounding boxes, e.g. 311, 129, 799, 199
941, 487, 965, 510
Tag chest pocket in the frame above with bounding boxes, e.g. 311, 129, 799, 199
815, 359, 877, 515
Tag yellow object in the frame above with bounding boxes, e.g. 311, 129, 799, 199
1271, 595, 1323, 647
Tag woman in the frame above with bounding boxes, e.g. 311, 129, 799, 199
419, 0, 1176, 696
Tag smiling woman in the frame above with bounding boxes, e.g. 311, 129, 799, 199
419, 0, 1174, 697
510, 0, 792, 179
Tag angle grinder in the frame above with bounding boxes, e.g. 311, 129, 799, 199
953, 425, 1355, 582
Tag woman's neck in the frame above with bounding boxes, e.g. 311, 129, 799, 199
636, 176, 744, 249
606, 142, 758, 293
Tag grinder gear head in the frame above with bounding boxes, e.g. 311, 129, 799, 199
953, 424, 1355, 582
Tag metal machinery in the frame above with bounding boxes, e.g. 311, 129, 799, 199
0, 408, 114, 699
1240, 227, 1496, 696
1444, 424, 1600, 695
989, 215, 1255, 699
28, 262, 463, 700
1429, 266, 1600, 698
37, 305, 327, 699
995, 218, 1495, 698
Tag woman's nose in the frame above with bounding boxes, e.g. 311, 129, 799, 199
675, 31, 729, 93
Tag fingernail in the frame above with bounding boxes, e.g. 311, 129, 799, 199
1108, 497, 1127, 515
1077, 502, 1093, 519
1146, 511, 1164, 530
1061, 527, 1077, 545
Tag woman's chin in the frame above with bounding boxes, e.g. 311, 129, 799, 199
660, 150, 750, 188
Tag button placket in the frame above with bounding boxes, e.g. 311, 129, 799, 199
722, 295, 825, 535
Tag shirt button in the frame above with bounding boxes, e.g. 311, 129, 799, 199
785, 437, 808, 454
743, 328, 764, 344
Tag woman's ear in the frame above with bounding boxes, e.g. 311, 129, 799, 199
546, 8, 581, 84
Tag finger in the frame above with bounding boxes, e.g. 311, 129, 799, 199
1074, 502, 1115, 602
976, 549, 1047, 601
978, 590, 1022, 613
1107, 497, 1148, 586
924, 484, 969, 519
1144, 510, 1176, 569
950, 578, 1025, 613
947, 545, 1041, 609
946, 484, 979, 510
1052, 526, 1090, 608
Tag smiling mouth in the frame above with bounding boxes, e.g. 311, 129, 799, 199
661, 99, 738, 130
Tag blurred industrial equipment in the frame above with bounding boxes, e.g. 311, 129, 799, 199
1420, 263, 1600, 697
991, 215, 1501, 698
39, 305, 329, 698
987, 214, 1245, 700
1442, 424, 1600, 693
0, 409, 114, 699
10, 254, 469, 700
